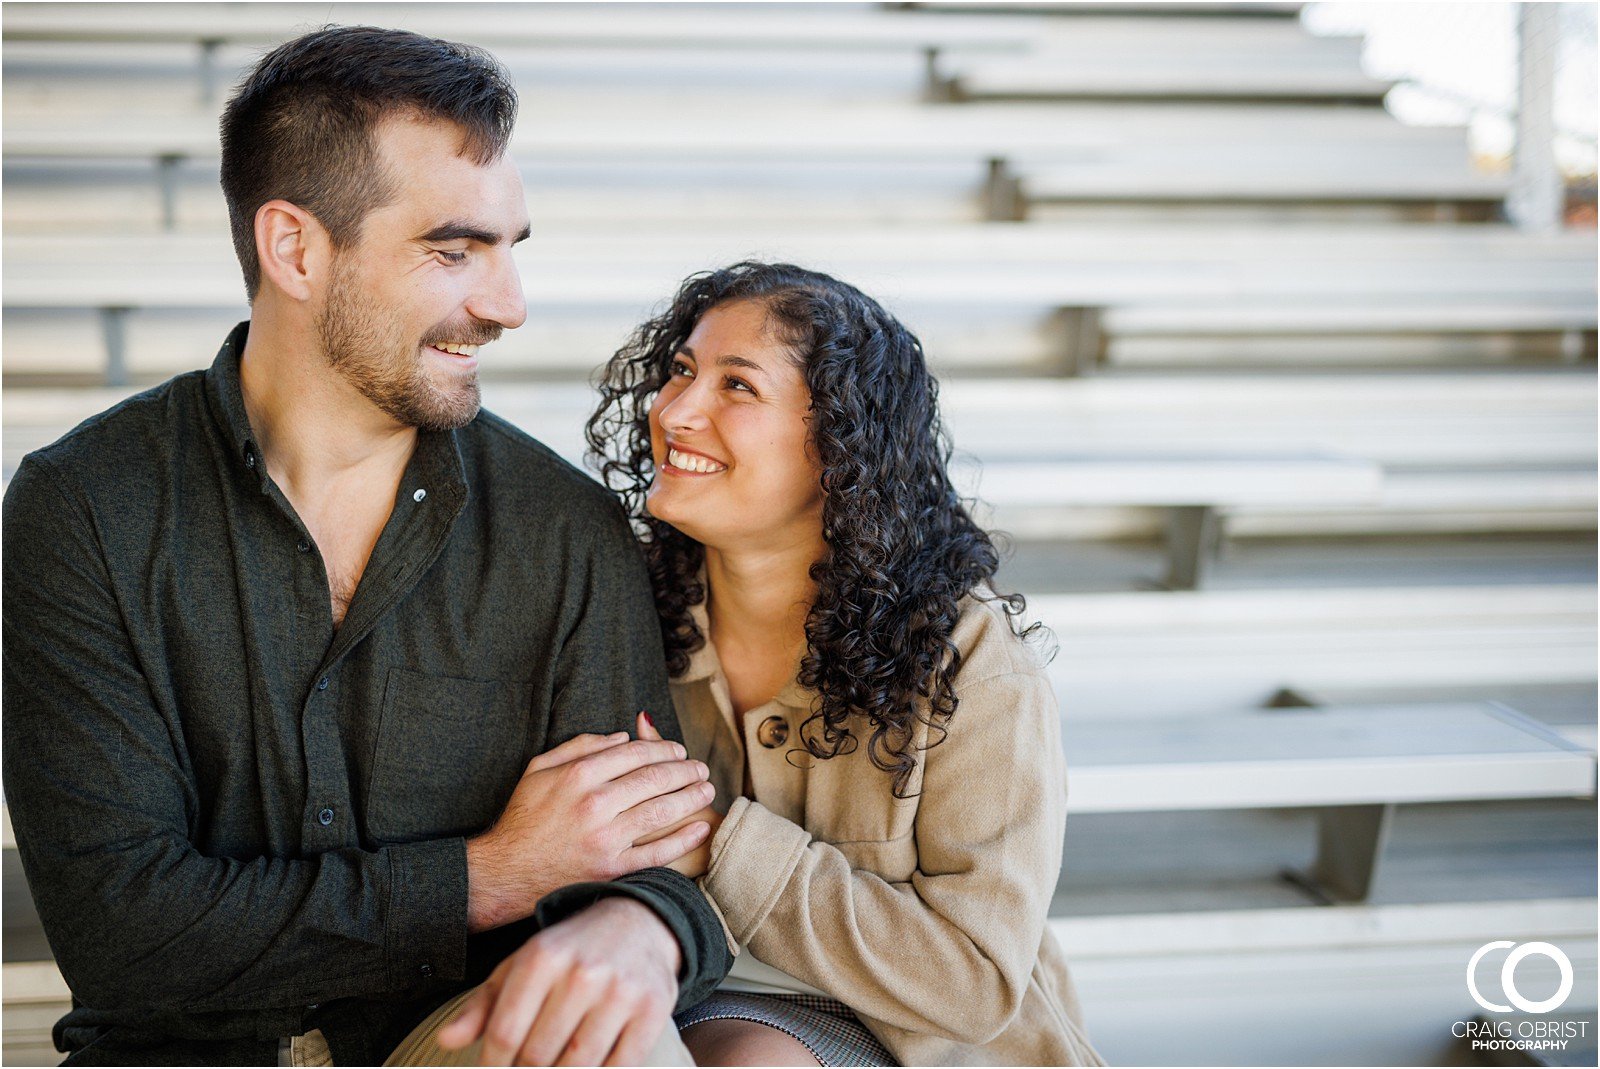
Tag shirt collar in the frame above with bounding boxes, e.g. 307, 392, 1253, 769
204, 321, 266, 488
203, 320, 469, 507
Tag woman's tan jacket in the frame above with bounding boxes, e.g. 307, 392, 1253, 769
670, 594, 1106, 1067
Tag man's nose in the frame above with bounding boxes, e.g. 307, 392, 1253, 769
467, 250, 527, 330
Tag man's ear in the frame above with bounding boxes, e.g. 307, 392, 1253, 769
254, 199, 330, 303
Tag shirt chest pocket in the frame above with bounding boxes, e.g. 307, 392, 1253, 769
366, 667, 533, 843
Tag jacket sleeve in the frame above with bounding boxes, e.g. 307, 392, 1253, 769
1, 455, 467, 1018
700, 668, 1066, 1045
538, 495, 733, 1008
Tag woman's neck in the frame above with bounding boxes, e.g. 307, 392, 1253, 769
703, 536, 822, 670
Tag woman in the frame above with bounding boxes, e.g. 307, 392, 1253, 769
586, 262, 1105, 1068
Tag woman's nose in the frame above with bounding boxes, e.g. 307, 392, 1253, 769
659, 383, 711, 432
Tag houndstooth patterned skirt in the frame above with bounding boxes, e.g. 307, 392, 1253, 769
676, 992, 896, 1067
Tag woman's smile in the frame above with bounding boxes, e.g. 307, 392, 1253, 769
663, 443, 728, 475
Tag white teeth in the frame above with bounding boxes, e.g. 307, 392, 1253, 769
668, 447, 725, 473
433, 343, 480, 357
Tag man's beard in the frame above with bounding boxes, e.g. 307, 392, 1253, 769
316, 258, 491, 433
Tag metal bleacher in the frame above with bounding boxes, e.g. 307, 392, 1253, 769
2, 3, 1595, 1066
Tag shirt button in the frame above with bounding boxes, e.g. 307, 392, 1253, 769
318, 807, 334, 826
419, 963, 435, 979
244, 451, 256, 469
316, 677, 329, 691
297, 539, 310, 553
413, 488, 427, 502
756, 715, 789, 749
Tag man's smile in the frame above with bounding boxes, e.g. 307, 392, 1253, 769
426, 342, 481, 371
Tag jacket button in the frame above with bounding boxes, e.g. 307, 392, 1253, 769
318, 808, 334, 826
419, 963, 435, 979
756, 715, 789, 749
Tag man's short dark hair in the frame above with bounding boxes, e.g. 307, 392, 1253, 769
220, 25, 518, 299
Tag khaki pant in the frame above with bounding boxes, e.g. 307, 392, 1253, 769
382, 986, 697, 1067
278, 1030, 334, 1067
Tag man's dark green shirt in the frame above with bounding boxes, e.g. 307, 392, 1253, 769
2, 323, 730, 1065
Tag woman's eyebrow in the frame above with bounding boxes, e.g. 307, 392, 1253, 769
675, 346, 764, 375
714, 355, 764, 374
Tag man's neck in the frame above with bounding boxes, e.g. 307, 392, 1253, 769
238, 315, 419, 500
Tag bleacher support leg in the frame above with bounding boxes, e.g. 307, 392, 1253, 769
1163, 506, 1219, 590
984, 157, 1026, 222
1050, 306, 1106, 376
199, 38, 224, 105
1289, 803, 1396, 904
157, 155, 184, 231
922, 47, 957, 104
101, 307, 131, 387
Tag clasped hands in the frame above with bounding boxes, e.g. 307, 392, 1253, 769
442, 714, 722, 1065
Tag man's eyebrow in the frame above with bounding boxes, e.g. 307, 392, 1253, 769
417, 221, 532, 245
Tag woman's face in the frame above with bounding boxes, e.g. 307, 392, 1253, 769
646, 299, 823, 552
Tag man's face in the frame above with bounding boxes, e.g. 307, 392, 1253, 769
316, 114, 529, 432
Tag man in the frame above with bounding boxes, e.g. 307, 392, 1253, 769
3, 26, 729, 1066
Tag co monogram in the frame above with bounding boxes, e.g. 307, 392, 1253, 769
1467, 941, 1575, 1014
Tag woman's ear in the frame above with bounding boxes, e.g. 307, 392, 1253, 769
254, 199, 329, 303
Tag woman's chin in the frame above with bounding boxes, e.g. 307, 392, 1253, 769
645, 492, 700, 540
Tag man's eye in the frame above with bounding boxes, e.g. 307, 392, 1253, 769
437, 250, 468, 264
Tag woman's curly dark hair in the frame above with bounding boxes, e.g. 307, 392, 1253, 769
586, 261, 1041, 797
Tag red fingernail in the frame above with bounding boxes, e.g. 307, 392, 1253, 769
641, 710, 655, 729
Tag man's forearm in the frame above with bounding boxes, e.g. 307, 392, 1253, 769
465, 831, 528, 933
7, 812, 469, 1015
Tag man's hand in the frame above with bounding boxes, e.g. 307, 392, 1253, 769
437, 897, 681, 1066
466, 733, 714, 931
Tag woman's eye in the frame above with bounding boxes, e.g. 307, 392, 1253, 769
670, 360, 695, 378
726, 376, 755, 394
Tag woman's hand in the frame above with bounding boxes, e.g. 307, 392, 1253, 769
634, 711, 723, 878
